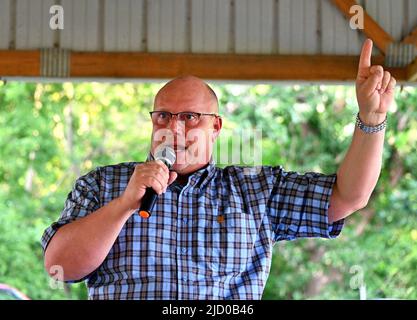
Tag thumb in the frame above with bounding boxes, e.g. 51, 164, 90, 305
167, 171, 178, 185
361, 65, 383, 94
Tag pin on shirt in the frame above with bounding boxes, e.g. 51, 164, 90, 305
217, 215, 225, 224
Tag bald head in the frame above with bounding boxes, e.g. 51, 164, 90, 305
154, 75, 218, 113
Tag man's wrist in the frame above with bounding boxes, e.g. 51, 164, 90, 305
115, 195, 136, 218
358, 111, 387, 126
356, 112, 387, 134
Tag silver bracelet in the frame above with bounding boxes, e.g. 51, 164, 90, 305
355, 113, 387, 134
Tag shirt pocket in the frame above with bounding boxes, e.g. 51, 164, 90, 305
200, 211, 257, 275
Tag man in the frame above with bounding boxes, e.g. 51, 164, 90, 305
42, 39, 396, 299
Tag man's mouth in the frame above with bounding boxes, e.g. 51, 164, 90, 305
172, 144, 188, 151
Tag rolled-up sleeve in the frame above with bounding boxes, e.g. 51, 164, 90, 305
267, 166, 344, 242
41, 168, 101, 282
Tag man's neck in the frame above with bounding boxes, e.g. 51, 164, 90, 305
174, 161, 211, 185
175, 174, 191, 185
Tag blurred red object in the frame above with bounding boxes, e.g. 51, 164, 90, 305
0, 283, 31, 300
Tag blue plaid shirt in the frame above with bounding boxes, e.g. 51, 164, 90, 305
41, 159, 344, 300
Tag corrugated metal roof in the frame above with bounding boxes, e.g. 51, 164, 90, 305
0, 0, 416, 55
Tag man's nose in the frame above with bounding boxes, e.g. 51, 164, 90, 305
168, 115, 184, 134
168, 116, 187, 146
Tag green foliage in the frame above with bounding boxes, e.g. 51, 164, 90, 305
0, 80, 415, 300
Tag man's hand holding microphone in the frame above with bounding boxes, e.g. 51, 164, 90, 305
120, 146, 178, 218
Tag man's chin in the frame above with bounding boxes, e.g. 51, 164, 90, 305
171, 163, 189, 175
171, 162, 208, 175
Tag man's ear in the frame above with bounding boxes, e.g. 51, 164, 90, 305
212, 117, 222, 141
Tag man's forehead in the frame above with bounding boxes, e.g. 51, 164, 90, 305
154, 94, 209, 108
154, 103, 202, 110
156, 88, 207, 103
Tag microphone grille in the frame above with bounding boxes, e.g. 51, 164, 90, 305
154, 145, 176, 169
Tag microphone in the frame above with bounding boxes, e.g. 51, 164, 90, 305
139, 146, 176, 219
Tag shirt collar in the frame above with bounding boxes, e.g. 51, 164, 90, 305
188, 157, 216, 191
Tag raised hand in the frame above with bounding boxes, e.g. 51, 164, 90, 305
356, 39, 396, 125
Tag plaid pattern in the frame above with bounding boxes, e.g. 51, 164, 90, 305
41, 159, 344, 300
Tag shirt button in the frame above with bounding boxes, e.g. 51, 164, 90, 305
181, 247, 187, 254
182, 275, 188, 282
182, 218, 188, 225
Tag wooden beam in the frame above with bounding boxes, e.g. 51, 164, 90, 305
0, 50, 408, 81
407, 59, 417, 82
71, 52, 360, 80
402, 26, 417, 47
0, 50, 40, 76
330, 0, 394, 55
71, 52, 407, 81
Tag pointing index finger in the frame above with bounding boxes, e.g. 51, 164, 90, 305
358, 38, 373, 70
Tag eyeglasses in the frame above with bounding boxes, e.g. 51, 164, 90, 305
149, 111, 220, 127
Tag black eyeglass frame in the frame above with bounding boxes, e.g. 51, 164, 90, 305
149, 111, 221, 124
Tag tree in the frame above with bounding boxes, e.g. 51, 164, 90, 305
0, 81, 415, 300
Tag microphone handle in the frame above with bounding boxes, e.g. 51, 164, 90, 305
139, 187, 158, 218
